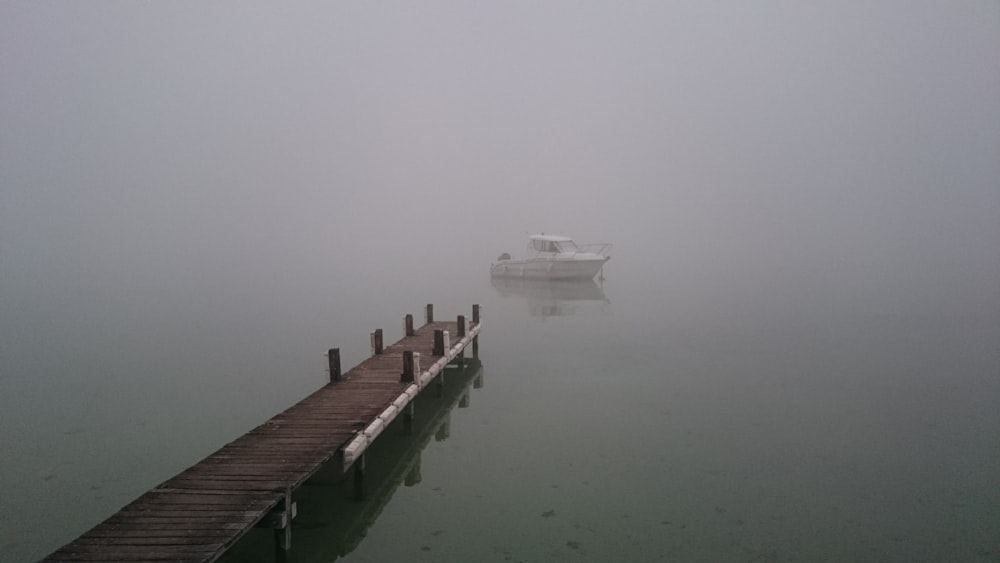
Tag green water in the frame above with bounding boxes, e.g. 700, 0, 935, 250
2, 270, 998, 562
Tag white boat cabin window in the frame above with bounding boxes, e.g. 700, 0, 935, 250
532, 239, 559, 252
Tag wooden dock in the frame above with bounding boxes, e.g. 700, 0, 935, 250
43, 304, 482, 562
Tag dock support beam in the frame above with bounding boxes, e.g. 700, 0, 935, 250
435, 414, 451, 441
405, 314, 414, 336
405, 452, 422, 486
403, 402, 414, 435
354, 454, 366, 501
328, 348, 341, 383
266, 488, 295, 561
371, 328, 384, 355
426, 303, 434, 324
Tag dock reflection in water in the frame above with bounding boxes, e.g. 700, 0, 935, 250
218, 358, 484, 563
490, 277, 609, 317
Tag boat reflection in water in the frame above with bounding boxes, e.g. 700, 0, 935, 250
218, 358, 484, 563
490, 277, 610, 318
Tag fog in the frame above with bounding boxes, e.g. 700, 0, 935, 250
3, 4, 1000, 560
2, 2, 998, 332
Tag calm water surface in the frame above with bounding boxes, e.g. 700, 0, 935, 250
2, 268, 998, 562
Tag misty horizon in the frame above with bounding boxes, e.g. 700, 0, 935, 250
2, 3, 999, 561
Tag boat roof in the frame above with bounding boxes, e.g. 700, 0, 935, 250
529, 234, 574, 242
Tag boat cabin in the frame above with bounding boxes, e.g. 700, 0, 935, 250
529, 235, 579, 254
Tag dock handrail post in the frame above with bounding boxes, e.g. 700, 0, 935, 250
401, 350, 414, 382
456, 315, 466, 367
374, 329, 384, 355
328, 348, 341, 383
405, 314, 414, 336
433, 329, 444, 356
426, 304, 434, 324
472, 304, 480, 358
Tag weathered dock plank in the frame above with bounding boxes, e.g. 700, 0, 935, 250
43, 309, 481, 562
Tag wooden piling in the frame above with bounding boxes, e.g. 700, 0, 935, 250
273, 489, 293, 553
354, 454, 366, 501
472, 304, 480, 358
405, 452, 422, 486
403, 402, 414, 435
456, 316, 466, 365
405, 314, 414, 336
401, 350, 414, 383
374, 328, 384, 355
435, 414, 451, 441
433, 329, 445, 356
328, 348, 341, 383
426, 303, 434, 323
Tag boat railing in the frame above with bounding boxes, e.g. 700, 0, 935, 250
575, 243, 612, 257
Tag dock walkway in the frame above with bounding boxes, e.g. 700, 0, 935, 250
43, 306, 481, 562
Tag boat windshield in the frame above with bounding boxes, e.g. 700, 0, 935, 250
553, 240, 579, 253
531, 238, 579, 253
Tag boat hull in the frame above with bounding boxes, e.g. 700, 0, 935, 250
489, 257, 609, 280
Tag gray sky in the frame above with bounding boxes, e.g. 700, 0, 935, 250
2, 2, 998, 310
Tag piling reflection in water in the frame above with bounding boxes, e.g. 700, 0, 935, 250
218, 358, 484, 563
490, 277, 609, 317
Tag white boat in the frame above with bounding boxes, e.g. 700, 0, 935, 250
490, 234, 611, 280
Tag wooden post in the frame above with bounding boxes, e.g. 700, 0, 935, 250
435, 414, 451, 441
273, 488, 293, 558
328, 348, 341, 383
405, 452, 422, 486
456, 316, 466, 367
473, 302, 481, 358
401, 350, 414, 383
405, 314, 414, 337
374, 328, 383, 355
426, 303, 434, 324
354, 454, 366, 501
403, 402, 414, 434
433, 329, 444, 356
